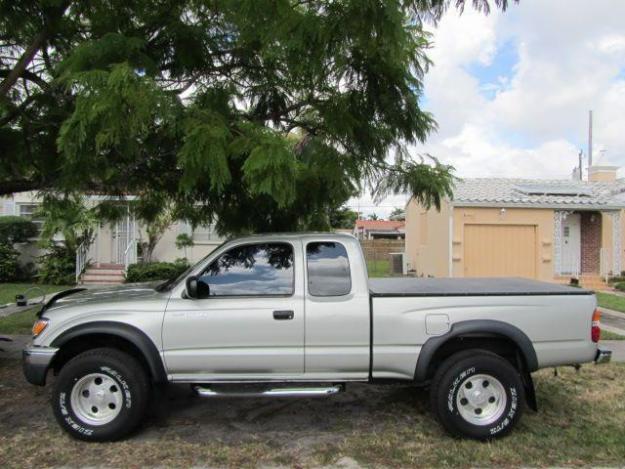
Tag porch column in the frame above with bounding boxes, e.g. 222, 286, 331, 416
611, 211, 622, 275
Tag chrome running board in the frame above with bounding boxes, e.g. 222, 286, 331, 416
194, 384, 344, 398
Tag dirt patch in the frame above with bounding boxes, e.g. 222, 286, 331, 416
1, 357, 625, 467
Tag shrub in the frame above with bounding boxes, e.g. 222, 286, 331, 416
125, 259, 190, 283
0, 216, 37, 244
37, 245, 76, 285
0, 243, 20, 281
614, 282, 625, 292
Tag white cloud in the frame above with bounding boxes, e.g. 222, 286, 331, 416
351, 0, 625, 218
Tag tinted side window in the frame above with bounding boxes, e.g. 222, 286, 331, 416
199, 243, 294, 297
306, 242, 351, 296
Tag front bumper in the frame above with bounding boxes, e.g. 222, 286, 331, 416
595, 348, 612, 364
22, 346, 58, 386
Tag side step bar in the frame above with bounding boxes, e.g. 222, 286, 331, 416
194, 384, 344, 398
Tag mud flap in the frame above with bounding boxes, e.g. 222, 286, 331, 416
522, 370, 537, 411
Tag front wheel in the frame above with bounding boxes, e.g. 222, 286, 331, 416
52, 348, 150, 441
430, 350, 525, 440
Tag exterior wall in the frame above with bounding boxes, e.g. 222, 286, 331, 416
1, 192, 223, 265
451, 207, 554, 282
621, 210, 625, 275
603, 209, 625, 276
404, 199, 419, 271
150, 222, 222, 264
404, 199, 451, 277
580, 212, 601, 273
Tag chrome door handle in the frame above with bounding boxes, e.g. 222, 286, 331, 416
273, 310, 294, 320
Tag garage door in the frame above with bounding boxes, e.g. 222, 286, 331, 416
464, 224, 537, 278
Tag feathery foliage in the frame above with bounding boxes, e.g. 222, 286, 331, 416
0, 0, 517, 233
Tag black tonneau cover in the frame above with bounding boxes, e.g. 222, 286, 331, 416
369, 277, 592, 297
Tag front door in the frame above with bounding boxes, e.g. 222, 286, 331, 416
162, 241, 305, 381
111, 217, 130, 264
561, 213, 581, 275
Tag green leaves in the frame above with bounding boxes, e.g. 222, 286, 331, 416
179, 118, 232, 193
57, 62, 178, 190
242, 129, 298, 208
373, 155, 456, 210
2, 0, 518, 233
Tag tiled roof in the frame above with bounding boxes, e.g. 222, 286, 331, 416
355, 220, 405, 231
452, 178, 625, 209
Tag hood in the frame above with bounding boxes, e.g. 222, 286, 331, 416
44, 282, 163, 312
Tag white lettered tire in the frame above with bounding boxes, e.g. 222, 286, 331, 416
52, 348, 150, 441
430, 349, 525, 440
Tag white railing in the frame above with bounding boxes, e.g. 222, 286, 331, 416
75, 241, 90, 283
123, 238, 137, 271
600, 247, 612, 282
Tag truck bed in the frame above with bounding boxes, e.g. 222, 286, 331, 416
369, 277, 592, 297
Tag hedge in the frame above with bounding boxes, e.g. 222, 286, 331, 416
125, 260, 190, 283
0, 216, 37, 244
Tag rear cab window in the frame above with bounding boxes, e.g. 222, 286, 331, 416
306, 241, 351, 296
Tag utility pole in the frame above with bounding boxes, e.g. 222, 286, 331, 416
588, 110, 593, 169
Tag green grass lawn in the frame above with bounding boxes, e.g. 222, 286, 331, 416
0, 283, 74, 305
601, 329, 625, 340
0, 283, 74, 335
0, 307, 40, 334
596, 291, 625, 313
367, 259, 391, 277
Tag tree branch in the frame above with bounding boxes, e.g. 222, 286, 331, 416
0, 1, 68, 98
0, 29, 50, 98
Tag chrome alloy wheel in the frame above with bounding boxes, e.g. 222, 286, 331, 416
70, 373, 123, 426
456, 373, 507, 426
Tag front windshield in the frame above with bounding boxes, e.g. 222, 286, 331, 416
155, 240, 229, 292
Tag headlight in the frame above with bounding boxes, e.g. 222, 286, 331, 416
32, 319, 49, 338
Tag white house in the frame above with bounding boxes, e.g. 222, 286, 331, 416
0, 192, 225, 284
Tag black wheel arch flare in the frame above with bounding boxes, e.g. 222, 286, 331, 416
50, 321, 167, 383
414, 319, 539, 383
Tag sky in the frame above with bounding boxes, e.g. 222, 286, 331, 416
349, 0, 625, 219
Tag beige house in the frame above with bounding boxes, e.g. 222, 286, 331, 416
0, 192, 224, 283
405, 166, 625, 289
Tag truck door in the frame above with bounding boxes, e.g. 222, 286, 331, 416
303, 240, 370, 379
162, 241, 305, 380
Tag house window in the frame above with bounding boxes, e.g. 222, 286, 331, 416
17, 203, 43, 236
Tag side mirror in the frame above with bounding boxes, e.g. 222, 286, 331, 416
186, 275, 198, 299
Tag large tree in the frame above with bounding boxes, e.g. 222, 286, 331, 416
0, 0, 515, 234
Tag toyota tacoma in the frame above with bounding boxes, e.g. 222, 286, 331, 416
22, 233, 611, 441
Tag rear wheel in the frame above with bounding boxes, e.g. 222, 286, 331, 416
430, 350, 525, 440
52, 348, 150, 441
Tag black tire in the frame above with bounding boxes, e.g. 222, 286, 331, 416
430, 349, 525, 440
52, 347, 150, 441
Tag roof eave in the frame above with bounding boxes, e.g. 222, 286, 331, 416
451, 201, 625, 211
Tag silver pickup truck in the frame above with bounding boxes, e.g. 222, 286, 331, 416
23, 233, 610, 441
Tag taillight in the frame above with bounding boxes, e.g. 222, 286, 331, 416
591, 309, 601, 343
